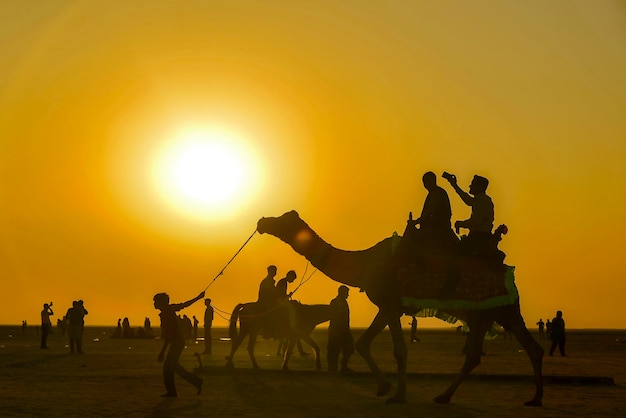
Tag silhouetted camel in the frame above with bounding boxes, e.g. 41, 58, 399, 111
257, 210, 543, 406
226, 301, 330, 371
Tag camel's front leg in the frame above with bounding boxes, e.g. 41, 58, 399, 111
355, 310, 393, 398
385, 314, 407, 404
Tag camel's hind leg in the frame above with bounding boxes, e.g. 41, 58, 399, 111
434, 314, 492, 404
499, 305, 544, 406
355, 310, 396, 400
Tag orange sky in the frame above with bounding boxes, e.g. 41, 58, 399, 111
1, 1, 625, 329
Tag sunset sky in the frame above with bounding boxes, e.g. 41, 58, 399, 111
1, 1, 625, 330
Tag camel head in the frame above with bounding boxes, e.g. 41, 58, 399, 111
257, 210, 325, 257
257, 210, 305, 241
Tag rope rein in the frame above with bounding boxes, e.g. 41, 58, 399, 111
202, 229, 257, 292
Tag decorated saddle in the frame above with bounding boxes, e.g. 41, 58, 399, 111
396, 253, 519, 312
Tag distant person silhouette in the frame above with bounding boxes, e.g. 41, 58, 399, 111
122, 317, 133, 338
549, 310, 566, 356
66, 300, 88, 354
203, 298, 214, 355
327, 285, 355, 373
40, 303, 54, 349
536, 319, 545, 339
443, 173, 494, 256
410, 316, 420, 343
144, 317, 154, 338
153, 291, 205, 397
192, 315, 199, 340
546, 319, 553, 339
112, 318, 122, 338
22, 320, 27, 335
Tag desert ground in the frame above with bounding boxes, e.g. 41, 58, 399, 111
1, 325, 624, 417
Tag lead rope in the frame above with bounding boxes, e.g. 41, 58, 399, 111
202, 229, 257, 292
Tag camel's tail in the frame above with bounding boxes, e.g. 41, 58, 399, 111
229, 304, 244, 340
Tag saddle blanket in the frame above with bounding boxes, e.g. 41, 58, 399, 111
397, 256, 519, 311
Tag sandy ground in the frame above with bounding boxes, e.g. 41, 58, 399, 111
1, 326, 625, 417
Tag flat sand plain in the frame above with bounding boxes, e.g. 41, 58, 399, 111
1, 326, 624, 417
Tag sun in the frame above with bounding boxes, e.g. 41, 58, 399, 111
152, 127, 263, 220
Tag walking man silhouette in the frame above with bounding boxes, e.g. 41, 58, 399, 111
327, 285, 355, 373
154, 291, 205, 397
549, 310, 566, 356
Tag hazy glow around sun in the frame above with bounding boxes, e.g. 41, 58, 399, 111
152, 127, 264, 220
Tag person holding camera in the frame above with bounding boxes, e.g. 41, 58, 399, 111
40, 302, 54, 349
443, 172, 494, 257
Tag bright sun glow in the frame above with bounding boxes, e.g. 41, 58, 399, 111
153, 127, 263, 220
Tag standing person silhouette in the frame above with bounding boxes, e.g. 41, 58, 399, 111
153, 291, 205, 397
40, 303, 54, 349
66, 300, 88, 354
546, 319, 553, 339
536, 319, 545, 339
192, 316, 199, 340
549, 310, 566, 356
203, 298, 214, 355
327, 285, 355, 373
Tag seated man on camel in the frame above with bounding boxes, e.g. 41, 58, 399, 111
443, 172, 507, 264
407, 171, 458, 256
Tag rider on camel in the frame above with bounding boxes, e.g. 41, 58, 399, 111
443, 173, 494, 258
275, 270, 298, 330
408, 171, 458, 255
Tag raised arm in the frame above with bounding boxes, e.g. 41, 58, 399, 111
443, 173, 473, 206
173, 291, 206, 311
450, 182, 473, 206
